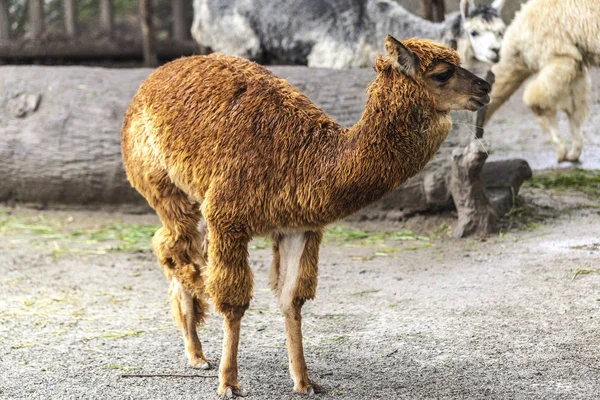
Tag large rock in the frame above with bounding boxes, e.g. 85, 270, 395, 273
0, 65, 529, 217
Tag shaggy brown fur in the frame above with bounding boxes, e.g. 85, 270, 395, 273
121, 36, 489, 396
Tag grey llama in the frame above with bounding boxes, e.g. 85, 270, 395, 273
191, 0, 507, 69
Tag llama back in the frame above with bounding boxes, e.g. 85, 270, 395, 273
122, 54, 343, 219
504, 0, 600, 69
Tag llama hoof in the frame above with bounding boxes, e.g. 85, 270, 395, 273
189, 360, 210, 370
566, 151, 581, 163
187, 355, 211, 370
294, 382, 322, 396
557, 148, 568, 163
221, 386, 248, 399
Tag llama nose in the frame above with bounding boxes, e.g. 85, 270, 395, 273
475, 78, 491, 95
491, 48, 501, 62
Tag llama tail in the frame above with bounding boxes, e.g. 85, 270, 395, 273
483, 58, 532, 125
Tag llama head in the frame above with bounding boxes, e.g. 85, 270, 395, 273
380, 35, 491, 112
460, 0, 506, 64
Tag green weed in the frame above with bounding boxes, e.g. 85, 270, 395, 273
526, 168, 600, 197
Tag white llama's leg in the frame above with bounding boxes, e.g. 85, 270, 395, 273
523, 58, 581, 163
565, 69, 590, 162
535, 112, 567, 162
271, 230, 322, 394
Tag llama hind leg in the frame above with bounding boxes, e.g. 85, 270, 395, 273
523, 58, 582, 163
533, 112, 567, 162
565, 69, 590, 162
203, 221, 253, 397
168, 275, 210, 369
271, 230, 323, 394
151, 193, 210, 370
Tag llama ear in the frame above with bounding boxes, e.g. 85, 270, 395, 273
490, 0, 507, 13
385, 35, 420, 79
460, 0, 474, 19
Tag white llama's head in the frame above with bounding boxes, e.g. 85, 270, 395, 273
461, 0, 507, 64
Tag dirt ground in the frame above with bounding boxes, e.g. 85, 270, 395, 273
1, 184, 599, 400
2, 68, 600, 399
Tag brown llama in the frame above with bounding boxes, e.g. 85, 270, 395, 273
121, 35, 490, 397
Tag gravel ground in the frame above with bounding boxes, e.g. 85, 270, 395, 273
1, 190, 599, 399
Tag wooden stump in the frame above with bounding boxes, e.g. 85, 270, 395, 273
450, 141, 498, 238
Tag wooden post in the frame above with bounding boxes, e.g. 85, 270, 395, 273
475, 70, 496, 138
172, 0, 190, 41
422, 0, 446, 22
450, 141, 498, 238
100, 0, 114, 37
139, 0, 158, 67
0, 0, 9, 41
64, 0, 78, 38
29, 0, 45, 39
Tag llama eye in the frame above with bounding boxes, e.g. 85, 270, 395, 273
470, 30, 479, 37
433, 70, 454, 83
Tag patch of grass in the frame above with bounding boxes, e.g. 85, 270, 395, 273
106, 364, 141, 372
351, 289, 381, 296
572, 268, 600, 281
250, 238, 270, 250
499, 200, 548, 233
526, 168, 600, 197
11, 343, 32, 349
0, 212, 159, 256
325, 226, 370, 241
85, 330, 145, 342
571, 243, 600, 251
90, 223, 158, 251
349, 255, 375, 261
325, 226, 429, 246
318, 313, 347, 319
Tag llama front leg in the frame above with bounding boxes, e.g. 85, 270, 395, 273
219, 303, 249, 398
204, 223, 253, 397
272, 230, 322, 394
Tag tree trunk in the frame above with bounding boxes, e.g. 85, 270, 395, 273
100, 0, 114, 37
450, 141, 498, 237
64, 0, 78, 38
29, 0, 45, 39
0, 0, 9, 41
422, 0, 445, 22
139, 0, 158, 67
172, 0, 190, 41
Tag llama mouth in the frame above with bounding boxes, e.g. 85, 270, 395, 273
469, 95, 490, 109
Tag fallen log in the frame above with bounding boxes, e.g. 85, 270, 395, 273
0, 65, 530, 218
0, 39, 198, 62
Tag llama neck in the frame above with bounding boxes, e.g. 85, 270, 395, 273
328, 75, 451, 218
